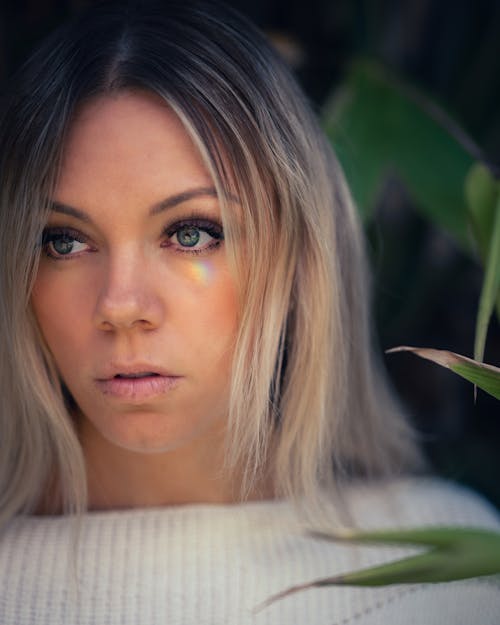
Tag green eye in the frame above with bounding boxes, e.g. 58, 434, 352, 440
165, 218, 224, 253
176, 226, 201, 247
41, 228, 91, 259
52, 235, 76, 255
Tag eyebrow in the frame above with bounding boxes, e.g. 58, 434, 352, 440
150, 187, 218, 215
49, 186, 220, 223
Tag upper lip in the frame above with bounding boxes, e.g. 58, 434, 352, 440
97, 363, 178, 381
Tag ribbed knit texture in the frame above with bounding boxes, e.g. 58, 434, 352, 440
1, 478, 499, 624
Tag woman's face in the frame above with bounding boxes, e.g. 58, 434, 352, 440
31, 91, 239, 454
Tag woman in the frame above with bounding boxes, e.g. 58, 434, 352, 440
0, 1, 498, 623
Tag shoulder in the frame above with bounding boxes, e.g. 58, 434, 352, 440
0, 478, 499, 625
337, 475, 500, 529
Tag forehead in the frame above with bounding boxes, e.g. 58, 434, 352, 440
55, 90, 214, 206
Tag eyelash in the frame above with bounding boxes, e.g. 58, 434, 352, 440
40, 227, 91, 260
40, 217, 224, 261
163, 218, 224, 254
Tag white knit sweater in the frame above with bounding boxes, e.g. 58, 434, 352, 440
1, 478, 499, 624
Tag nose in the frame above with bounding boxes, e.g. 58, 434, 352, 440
93, 250, 164, 332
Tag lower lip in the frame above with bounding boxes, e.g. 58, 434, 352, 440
95, 376, 181, 401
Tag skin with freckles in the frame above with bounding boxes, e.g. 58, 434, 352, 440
31, 91, 249, 509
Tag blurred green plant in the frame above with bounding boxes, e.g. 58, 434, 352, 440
257, 351, 500, 609
465, 165, 500, 362
258, 62, 500, 609
322, 60, 500, 362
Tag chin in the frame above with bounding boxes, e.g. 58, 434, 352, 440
101, 420, 218, 456
78, 403, 227, 458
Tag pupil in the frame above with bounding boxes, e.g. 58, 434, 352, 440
177, 227, 200, 247
53, 237, 74, 255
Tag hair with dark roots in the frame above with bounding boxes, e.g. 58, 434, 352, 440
0, 0, 424, 527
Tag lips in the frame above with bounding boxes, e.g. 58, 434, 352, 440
96, 364, 182, 401
97, 364, 176, 381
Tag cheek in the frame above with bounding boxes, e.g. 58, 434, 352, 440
192, 266, 238, 339
31, 268, 91, 355
162, 266, 238, 390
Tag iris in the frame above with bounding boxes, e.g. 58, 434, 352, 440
177, 226, 200, 247
53, 236, 75, 255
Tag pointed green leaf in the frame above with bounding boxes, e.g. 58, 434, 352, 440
465, 163, 500, 324
473, 198, 500, 361
257, 527, 500, 610
310, 526, 500, 584
465, 163, 499, 263
386, 346, 500, 400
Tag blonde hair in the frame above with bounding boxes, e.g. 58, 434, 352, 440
0, 0, 423, 528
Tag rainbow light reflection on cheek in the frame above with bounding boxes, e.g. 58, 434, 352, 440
188, 259, 215, 285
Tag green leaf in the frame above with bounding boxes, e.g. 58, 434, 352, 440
323, 60, 475, 248
465, 163, 500, 329
465, 163, 499, 263
386, 346, 500, 400
256, 526, 500, 609
473, 198, 500, 362
310, 526, 500, 583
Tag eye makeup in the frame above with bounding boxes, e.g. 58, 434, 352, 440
162, 217, 224, 254
39, 213, 225, 260
40, 226, 94, 260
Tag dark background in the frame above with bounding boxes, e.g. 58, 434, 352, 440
1, 0, 499, 508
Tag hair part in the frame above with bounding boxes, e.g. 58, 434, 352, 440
0, 0, 424, 528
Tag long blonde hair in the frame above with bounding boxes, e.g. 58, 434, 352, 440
0, 0, 423, 527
